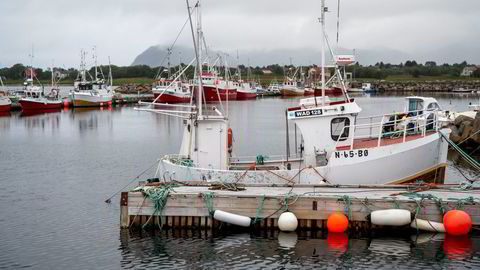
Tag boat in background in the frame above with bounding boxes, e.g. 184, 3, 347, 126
0, 76, 11, 112
235, 81, 257, 100
280, 80, 304, 96
153, 79, 191, 103
19, 62, 62, 110
72, 49, 114, 107
304, 87, 315, 96
201, 71, 237, 101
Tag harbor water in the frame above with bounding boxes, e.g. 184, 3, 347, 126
0, 93, 479, 269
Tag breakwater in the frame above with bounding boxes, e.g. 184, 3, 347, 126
353, 80, 480, 92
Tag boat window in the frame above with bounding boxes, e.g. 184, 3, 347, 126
408, 99, 423, 116
427, 102, 440, 111
331, 117, 350, 141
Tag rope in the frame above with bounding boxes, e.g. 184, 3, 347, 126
342, 195, 352, 219
104, 159, 160, 203
253, 194, 266, 224
203, 192, 216, 216
141, 183, 177, 229
448, 196, 476, 210
440, 132, 480, 171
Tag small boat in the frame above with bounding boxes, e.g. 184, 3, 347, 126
280, 80, 305, 96
19, 64, 62, 110
266, 82, 281, 95
0, 77, 11, 112
452, 87, 475, 93
152, 79, 191, 103
235, 81, 257, 100
71, 49, 114, 107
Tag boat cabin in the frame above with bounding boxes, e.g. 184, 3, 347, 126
405, 96, 441, 116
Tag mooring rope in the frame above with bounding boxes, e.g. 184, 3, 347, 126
253, 194, 266, 224
203, 192, 216, 216
141, 183, 177, 229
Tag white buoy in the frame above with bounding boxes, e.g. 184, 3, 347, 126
213, 210, 251, 227
278, 232, 298, 249
278, 212, 298, 232
410, 218, 445, 233
370, 209, 412, 226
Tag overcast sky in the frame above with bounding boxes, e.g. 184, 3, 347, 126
1, 0, 479, 69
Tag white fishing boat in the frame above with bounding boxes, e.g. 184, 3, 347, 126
0, 76, 11, 112
139, 0, 450, 186
71, 49, 113, 107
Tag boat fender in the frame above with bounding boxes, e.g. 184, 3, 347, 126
278, 212, 298, 232
366, 209, 413, 226
228, 128, 233, 154
443, 210, 472, 235
213, 210, 251, 227
410, 218, 445, 233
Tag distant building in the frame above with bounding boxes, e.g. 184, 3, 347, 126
262, 69, 272, 75
461, 66, 478, 77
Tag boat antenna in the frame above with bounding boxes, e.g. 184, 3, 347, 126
320, 0, 326, 107
336, 0, 340, 46
187, 0, 203, 117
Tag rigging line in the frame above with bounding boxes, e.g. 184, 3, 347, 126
154, 3, 198, 79
104, 159, 160, 203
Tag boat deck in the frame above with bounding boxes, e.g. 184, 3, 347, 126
336, 131, 436, 150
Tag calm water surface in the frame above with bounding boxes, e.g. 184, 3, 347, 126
0, 93, 479, 269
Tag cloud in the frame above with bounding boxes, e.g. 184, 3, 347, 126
1, 0, 479, 68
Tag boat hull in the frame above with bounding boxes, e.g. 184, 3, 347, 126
314, 87, 344, 96
202, 85, 237, 101
19, 99, 62, 110
153, 92, 190, 103
236, 91, 257, 100
72, 93, 113, 107
159, 130, 449, 186
0, 104, 11, 112
280, 88, 304, 96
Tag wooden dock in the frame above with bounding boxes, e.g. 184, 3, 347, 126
120, 182, 480, 233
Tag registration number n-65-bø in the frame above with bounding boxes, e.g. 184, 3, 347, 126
335, 149, 369, 158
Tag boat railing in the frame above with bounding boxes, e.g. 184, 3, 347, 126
355, 108, 440, 138
335, 110, 441, 150
229, 153, 303, 164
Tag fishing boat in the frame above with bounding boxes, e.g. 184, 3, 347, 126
153, 79, 191, 103
201, 72, 237, 101
266, 82, 281, 95
0, 76, 11, 112
139, 0, 450, 186
280, 80, 305, 96
304, 87, 315, 96
235, 81, 257, 100
19, 64, 62, 110
71, 49, 113, 107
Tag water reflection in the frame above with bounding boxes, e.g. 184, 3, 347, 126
21, 109, 61, 132
118, 229, 479, 269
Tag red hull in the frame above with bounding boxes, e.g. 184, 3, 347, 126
203, 85, 237, 101
304, 89, 315, 96
0, 104, 11, 112
236, 91, 257, 100
153, 93, 190, 103
19, 99, 63, 110
314, 87, 344, 97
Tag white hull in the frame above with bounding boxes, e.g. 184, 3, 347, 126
72, 91, 113, 105
159, 130, 449, 185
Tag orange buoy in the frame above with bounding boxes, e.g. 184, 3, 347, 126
443, 210, 472, 236
227, 128, 233, 153
327, 212, 349, 233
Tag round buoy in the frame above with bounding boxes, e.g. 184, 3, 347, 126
278, 212, 298, 232
327, 213, 349, 233
443, 210, 472, 236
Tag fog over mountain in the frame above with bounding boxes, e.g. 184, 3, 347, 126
131, 44, 473, 67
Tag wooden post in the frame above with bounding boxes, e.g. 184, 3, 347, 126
120, 192, 129, 229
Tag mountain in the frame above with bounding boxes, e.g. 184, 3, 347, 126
131, 45, 476, 67
131, 45, 195, 67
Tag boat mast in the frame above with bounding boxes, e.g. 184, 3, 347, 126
93, 46, 98, 81
320, 0, 326, 107
187, 0, 203, 117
